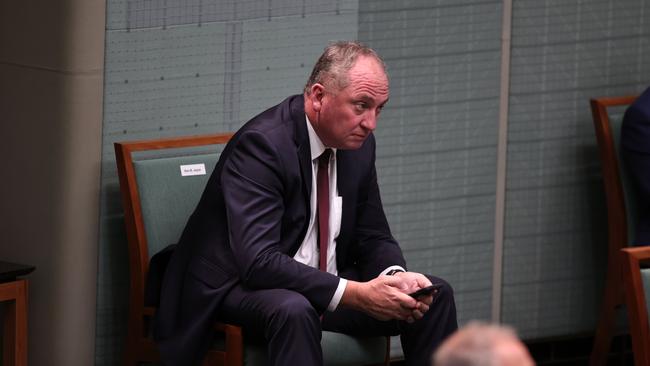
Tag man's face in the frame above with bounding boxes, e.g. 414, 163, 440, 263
313, 56, 389, 150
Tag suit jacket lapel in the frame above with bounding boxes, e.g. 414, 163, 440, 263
290, 95, 312, 204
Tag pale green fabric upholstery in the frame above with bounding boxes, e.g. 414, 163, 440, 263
134, 153, 218, 258
133, 152, 388, 365
146, 332, 387, 366
242, 332, 387, 366
641, 269, 650, 322
610, 110, 639, 240
321, 332, 386, 366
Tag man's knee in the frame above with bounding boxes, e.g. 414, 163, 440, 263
267, 291, 319, 331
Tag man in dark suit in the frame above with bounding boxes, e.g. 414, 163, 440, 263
155, 41, 457, 366
621, 86, 650, 245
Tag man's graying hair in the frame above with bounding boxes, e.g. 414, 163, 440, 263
433, 322, 522, 366
304, 41, 386, 94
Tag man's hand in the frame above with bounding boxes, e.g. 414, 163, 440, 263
341, 276, 418, 321
340, 272, 434, 323
393, 271, 434, 322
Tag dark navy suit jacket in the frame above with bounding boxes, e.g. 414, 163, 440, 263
621, 87, 650, 245
154, 94, 406, 365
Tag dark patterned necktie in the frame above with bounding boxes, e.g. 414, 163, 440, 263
317, 149, 332, 271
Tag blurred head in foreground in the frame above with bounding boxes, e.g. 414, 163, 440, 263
433, 321, 535, 366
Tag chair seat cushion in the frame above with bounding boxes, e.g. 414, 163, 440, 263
244, 331, 386, 366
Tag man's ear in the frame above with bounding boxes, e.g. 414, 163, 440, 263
310, 83, 325, 112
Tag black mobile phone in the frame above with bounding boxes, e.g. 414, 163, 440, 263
408, 284, 443, 299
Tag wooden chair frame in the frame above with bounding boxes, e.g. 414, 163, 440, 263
589, 95, 639, 366
115, 133, 241, 366
621, 246, 650, 366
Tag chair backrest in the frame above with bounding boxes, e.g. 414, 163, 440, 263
590, 94, 643, 366
590, 96, 639, 252
134, 153, 217, 258
115, 134, 232, 312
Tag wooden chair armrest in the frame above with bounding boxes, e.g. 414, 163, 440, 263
622, 246, 650, 264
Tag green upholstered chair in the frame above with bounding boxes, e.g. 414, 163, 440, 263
589, 95, 640, 366
114, 134, 390, 366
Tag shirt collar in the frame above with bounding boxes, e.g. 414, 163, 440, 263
305, 115, 336, 161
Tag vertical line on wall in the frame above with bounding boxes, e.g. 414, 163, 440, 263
492, 0, 513, 323
223, 22, 243, 131
637, 0, 646, 85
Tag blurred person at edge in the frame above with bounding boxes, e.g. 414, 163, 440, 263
433, 322, 535, 366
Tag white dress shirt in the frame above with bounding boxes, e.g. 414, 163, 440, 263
294, 116, 346, 311
294, 116, 405, 311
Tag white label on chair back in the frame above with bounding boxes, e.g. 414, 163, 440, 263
180, 163, 206, 176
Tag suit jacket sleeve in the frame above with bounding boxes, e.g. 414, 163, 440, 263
221, 129, 340, 312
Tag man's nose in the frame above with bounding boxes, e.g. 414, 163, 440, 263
361, 111, 377, 131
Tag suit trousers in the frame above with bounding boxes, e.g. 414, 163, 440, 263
218, 275, 457, 366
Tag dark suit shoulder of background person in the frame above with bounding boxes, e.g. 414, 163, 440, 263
621, 86, 650, 153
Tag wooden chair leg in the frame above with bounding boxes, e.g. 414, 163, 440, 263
2, 280, 28, 366
590, 298, 616, 365
224, 324, 243, 366
123, 316, 140, 366
383, 336, 391, 366
590, 268, 624, 366
2, 293, 17, 366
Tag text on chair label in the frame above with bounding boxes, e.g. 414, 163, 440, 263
180, 163, 206, 176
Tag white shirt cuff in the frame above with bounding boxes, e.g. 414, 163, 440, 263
379, 265, 407, 276
327, 278, 347, 311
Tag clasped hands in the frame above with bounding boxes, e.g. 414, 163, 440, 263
343, 271, 434, 323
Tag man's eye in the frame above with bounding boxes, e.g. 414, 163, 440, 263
355, 103, 367, 111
